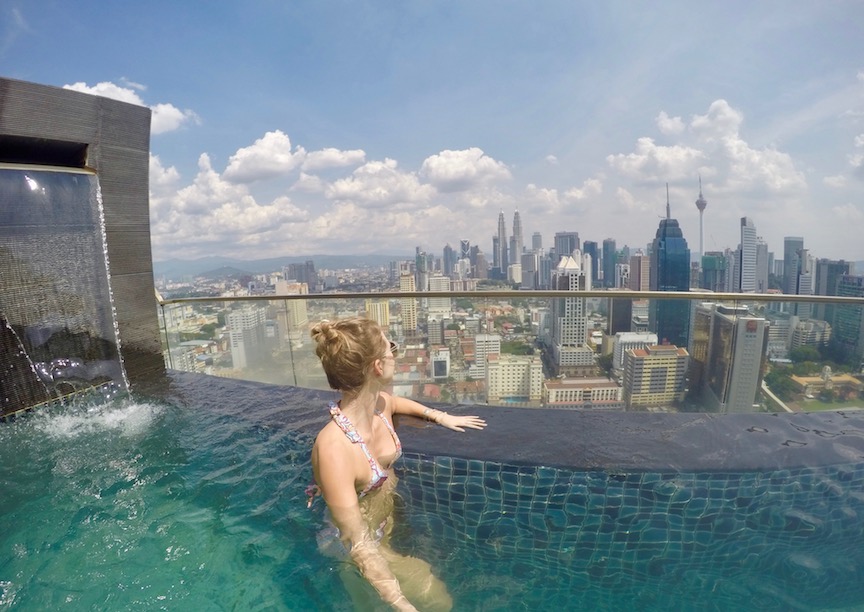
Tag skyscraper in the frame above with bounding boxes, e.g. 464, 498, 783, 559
649, 186, 691, 347
531, 231, 543, 251
548, 250, 595, 376
512, 210, 524, 260
814, 258, 851, 323
399, 272, 417, 335
629, 251, 650, 291
496, 211, 508, 278
582, 241, 599, 287
553, 231, 580, 265
738, 217, 757, 293
602, 238, 617, 288
783, 237, 804, 296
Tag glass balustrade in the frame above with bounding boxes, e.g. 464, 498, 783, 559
156, 291, 864, 414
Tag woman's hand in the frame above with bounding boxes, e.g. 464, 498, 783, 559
437, 412, 487, 432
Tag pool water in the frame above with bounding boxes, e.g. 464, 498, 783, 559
2, 375, 864, 611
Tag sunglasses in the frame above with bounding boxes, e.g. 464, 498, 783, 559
386, 340, 399, 358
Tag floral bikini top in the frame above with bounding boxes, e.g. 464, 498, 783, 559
306, 401, 403, 507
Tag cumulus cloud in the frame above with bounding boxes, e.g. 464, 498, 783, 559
149, 154, 181, 195
545, 155, 559, 165
855, 134, 864, 148
223, 130, 306, 183
607, 137, 705, 182
420, 148, 511, 192
608, 100, 805, 195
149, 153, 310, 257
326, 158, 434, 208
656, 111, 685, 135
832, 202, 863, 221
823, 175, 847, 188
302, 148, 366, 171
291, 172, 325, 193
62, 81, 199, 134
564, 177, 603, 201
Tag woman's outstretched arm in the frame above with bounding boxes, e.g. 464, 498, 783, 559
387, 393, 487, 432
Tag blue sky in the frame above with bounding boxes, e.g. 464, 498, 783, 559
3, 1, 864, 264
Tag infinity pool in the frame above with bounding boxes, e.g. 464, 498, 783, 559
2, 372, 864, 610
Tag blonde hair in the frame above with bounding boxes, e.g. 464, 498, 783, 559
310, 317, 388, 392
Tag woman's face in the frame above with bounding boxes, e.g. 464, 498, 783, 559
378, 332, 396, 382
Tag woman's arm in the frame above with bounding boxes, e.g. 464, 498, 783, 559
387, 394, 487, 432
312, 437, 418, 611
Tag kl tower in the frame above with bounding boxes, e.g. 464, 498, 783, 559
694, 176, 707, 264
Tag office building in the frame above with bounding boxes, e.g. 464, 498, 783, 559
649, 187, 691, 347
486, 353, 543, 405
834, 275, 864, 364
738, 217, 757, 293
814, 259, 851, 323
701, 305, 769, 412
553, 231, 580, 265
629, 251, 650, 291
470, 333, 501, 379
399, 273, 417, 335
427, 273, 452, 317
548, 251, 596, 376
622, 344, 689, 409
495, 210, 508, 278
227, 306, 268, 370
603, 238, 617, 288
544, 377, 624, 410
582, 241, 599, 287
613, 331, 659, 370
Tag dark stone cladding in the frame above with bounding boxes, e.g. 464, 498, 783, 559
395, 405, 864, 472
0, 77, 165, 392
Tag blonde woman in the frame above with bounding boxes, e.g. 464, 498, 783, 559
308, 317, 486, 611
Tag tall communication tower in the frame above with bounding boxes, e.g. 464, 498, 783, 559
694, 176, 708, 263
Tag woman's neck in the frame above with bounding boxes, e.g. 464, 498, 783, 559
338, 386, 380, 427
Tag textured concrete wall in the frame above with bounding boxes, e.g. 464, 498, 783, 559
0, 77, 164, 392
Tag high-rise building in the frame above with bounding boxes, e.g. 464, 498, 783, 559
582, 241, 599, 287
495, 211, 508, 278
629, 251, 650, 291
700, 252, 728, 292
613, 331, 659, 370
834, 275, 864, 364
548, 250, 596, 376
814, 259, 851, 323
602, 238, 617, 288
755, 238, 769, 293
486, 353, 543, 405
531, 231, 543, 251
227, 306, 268, 370
622, 344, 689, 409
512, 210, 524, 260
553, 232, 580, 265
697, 304, 769, 412
738, 217, 757, 293
783, 237, 804, 296
285, 260, 319, 293
649, 186, 691, 347
471, 333, 501, 379
427, 273, 451, 317
399, 273, 417, 335
459, 239, 471, 260
521, 251, 539, 290
364, 299, 390, 329
274, 279, 309, 349
443, 243, 457, 277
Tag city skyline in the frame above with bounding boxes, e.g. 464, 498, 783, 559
4, 2, 864, 263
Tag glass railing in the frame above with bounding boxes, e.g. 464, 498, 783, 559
155, 290, 864, 414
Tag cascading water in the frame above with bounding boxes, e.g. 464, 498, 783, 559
0, 166, 129, 418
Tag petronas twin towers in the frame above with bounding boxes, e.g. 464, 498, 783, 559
494, 210, 523, 278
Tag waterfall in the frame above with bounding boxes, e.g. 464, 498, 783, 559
0, 167, 129, 418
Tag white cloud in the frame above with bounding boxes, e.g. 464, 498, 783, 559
855, 134, 864, 147
149, 154, 181, 195
223, 130, 306, 183
823, 175, 847, 188
326, 158, 434, 208
420, 148, 511, 192
564, 177, 603, 201
607, 137, 705, 182
545, 155, 559, 165
302, 148, 366, 171
62, 81, 198, 135
689, 99, 744, 143
149, 153, 310, 258
831, 202, 863, 221
656, 111, 685, 135
291, 172, 325, 193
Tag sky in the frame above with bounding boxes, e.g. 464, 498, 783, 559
3, 1, 864, 264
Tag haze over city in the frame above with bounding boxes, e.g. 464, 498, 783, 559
3, 1, 863, 263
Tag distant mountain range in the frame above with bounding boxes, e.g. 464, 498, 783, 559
153, 254, 408, 280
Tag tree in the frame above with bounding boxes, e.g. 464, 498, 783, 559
764, 369, 798, 401
597, 353, 613, 376
789, 346, 820, 364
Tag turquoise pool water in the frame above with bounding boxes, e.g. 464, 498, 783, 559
2, 376, 864, 610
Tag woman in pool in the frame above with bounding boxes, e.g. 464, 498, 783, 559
309, 317, 486, 611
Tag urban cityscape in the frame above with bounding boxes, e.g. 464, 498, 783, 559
158, 184, 864, 414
